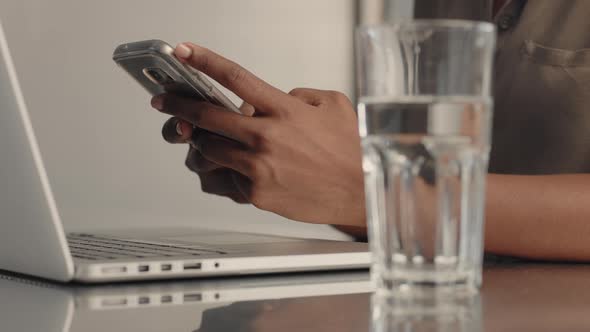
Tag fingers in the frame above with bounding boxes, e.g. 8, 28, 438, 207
185, 145, 221, 173
239, 101, 256, 116
185, 146, 249, 204
225, 192, 250, 204
173, 42, 295, 114
197, 168, 250, 204
288, 88, 324, 107
162, 117, 193, 144
230, 171, 253, 203
153, 94, 259, 146
198, 168, 240, 195
195, 131, 254, 176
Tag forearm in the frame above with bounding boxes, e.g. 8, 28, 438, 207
337, 174, 590, 261
486, 174, 590, 261
332, 225, 368, 242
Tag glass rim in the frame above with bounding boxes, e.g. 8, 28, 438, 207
356, 19, 496, 34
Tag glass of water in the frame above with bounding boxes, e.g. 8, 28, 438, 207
356, 20, 496, 293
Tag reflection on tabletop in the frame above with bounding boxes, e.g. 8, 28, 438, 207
2, 264, 590, 331
0, 271, 370, 332
196, 294, 369, 332
371, 290, 482, 332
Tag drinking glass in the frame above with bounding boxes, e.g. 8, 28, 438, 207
356, 20, 496, 293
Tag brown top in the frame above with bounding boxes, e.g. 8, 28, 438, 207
491, 0, 590, 174
415, 0, 590, 174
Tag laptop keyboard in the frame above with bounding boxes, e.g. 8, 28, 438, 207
67, 234, 227, 261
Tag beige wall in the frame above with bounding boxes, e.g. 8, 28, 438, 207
0, 0, 355, 240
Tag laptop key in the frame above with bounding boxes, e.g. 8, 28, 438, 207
72, 254, 98, 260
68, 240, 170, 257
67, 234, 229, 260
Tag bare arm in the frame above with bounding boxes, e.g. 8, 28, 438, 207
338, 174, 590, 261
485, 174, 590, 261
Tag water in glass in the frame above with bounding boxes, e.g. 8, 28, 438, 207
359, 95, 492, 292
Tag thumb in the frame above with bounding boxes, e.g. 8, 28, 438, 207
172, 42, 293, 115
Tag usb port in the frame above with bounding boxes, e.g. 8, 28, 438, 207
161, 264, 172, 271
138, 265, 150, 272
183, 262, 202, 270
161, 295, 173, 304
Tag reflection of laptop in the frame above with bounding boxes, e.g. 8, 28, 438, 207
0, 20, 369, 283
0, 271, 371, 332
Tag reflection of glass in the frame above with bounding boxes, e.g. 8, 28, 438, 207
356, 21, 496, 293
371, 291, 482, 332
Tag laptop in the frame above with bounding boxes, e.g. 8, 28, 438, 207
0, 20, 369, 283
0, 270, 371, 331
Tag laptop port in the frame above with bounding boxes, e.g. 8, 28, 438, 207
161, 264, 172, 271
183, 293, 202, 302
138, 265, 150, 272
183, 262, 202, 270
161, 295, 173, 304
102, 298, 127, 307
101, 266, 127, 274
138, 296, 150, 305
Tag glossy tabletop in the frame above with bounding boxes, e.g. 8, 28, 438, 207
1, 261, 589, 331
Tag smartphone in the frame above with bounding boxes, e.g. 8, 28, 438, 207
112, 39, 241, 113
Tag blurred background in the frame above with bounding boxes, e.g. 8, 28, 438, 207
0, 0, 356, 240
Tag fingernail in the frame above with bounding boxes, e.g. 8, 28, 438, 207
175, 43, 192, 59
175, 121, 183, 136
151, 95, 164, 110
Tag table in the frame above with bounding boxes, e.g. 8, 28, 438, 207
1, 262, 589, 331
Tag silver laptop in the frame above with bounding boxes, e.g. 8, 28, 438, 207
0, 271, 371, 332
0, 20, 369, 283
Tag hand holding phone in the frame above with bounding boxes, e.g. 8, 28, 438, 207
113, 39, 240, 114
